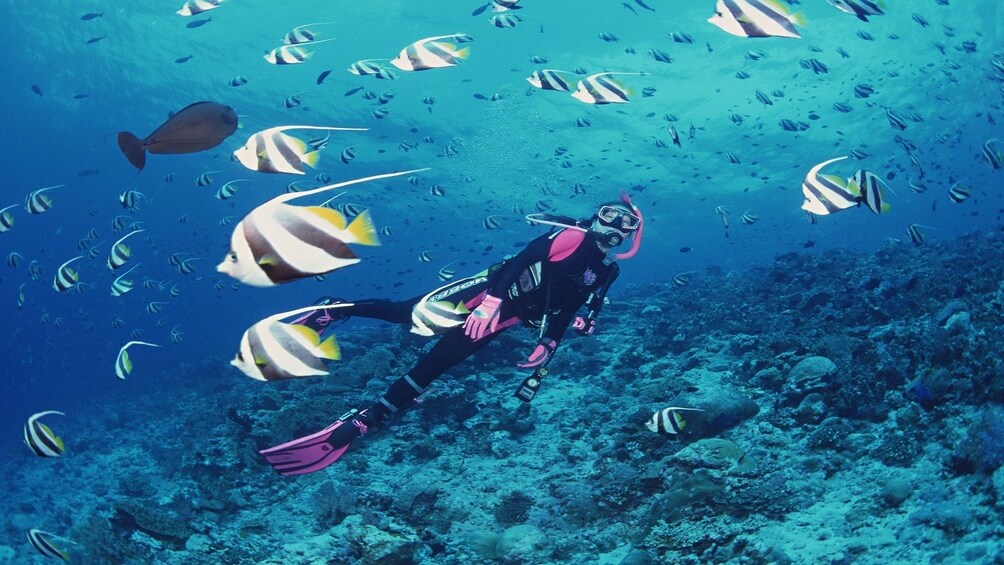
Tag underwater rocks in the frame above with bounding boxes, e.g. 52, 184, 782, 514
782, 355, 836, 403
111, 499, 194, 547
670, 383, 755, 439
469, 524, 553, 562
668, 438, 756, 475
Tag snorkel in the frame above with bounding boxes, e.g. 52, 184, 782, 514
614, 192, 643, 260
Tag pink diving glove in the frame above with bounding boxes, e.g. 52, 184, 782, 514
518, 339, 557, 369
573, 316, 595, 336
463, 294, 503, 340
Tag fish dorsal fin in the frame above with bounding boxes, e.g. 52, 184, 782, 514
317, 335, 341, 360
305, 206, 348, 230
346, 210, 379, 246
121, 350, 133, 373
288, 323, 322, 345
823, 174, 848, 189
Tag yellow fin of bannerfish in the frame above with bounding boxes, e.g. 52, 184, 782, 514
288, 323, 323, 345
453, 47, 470, 60
346, 210, 380, 246
254, 353, 270, 366
301, 150, 321, 168
317, 335, 340, 360
257, 254, 279, 267
121, 350, 133, 373
305, 206, 348, 230
38, 422, 64, 449
451, 301, 470, 315
823, 174, 848, 189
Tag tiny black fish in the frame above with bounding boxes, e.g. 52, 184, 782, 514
31, 85, 42, 96
316, 70, 332, 85
186, 18, 212, 29
86, 35, 106, 44
679, 246, 692, 253
81, 12, 103, 20
175, 55, 193, 63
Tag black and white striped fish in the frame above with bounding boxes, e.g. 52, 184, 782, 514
672, 272, 696, 287
437, 262, 457, 281
108, 229, 144, 270
391, 34, 471, 72
708, 0, 805, 39
282, 21, 336, 45
347, 59, 398, 79
27, 528, 73, 561
411, 292, 472, 337
0, 204, 17, 231
907, 223, 931, 245
110, 263, 140, 297
526, 69, 574, 92
233, 125, 366, 175
264, 39, 337, 65
215, 179, 247, 200
118, 189, 144, 211
571, 72, 642, 105
176, 0, 223, 17
948, 183, 971, 203
885, 107, 907, 130
849, 170, 892, 214
232, 305, 348, 381
827, 0, 885, 22
53, 256, 83, 292
483, 215, 503, 229
646, 406, 704, 435
801, 156, 859, 216
982, 138, 1002, 169
217, 169, 425, 286
24, 411, 65, 457
115, 340, 161, 380
25, 184, 64, 214
740, 210, 759, 225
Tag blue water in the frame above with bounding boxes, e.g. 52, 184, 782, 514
1, 0, 1002, 562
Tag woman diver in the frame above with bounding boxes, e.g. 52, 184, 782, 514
259, 195, 644, 476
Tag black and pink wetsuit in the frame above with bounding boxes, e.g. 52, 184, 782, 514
322, 227, 620, 421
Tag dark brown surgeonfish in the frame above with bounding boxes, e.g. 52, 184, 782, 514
117, 101, 238, 170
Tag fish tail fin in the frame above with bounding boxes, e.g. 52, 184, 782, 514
880, 202, 892, 214
117, 132, 146, 170
301, 150, 321, 168
318, 335, 340, 360
347, 210, 380, 246
455, 47, 471, 60
790, 12, 808, 26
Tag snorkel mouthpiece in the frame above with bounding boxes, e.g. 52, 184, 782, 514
614, 192, 643, 260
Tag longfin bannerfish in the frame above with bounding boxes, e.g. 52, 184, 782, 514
215, 179, 248, 200
25, 184, 64, 214
571, 72, 643, 105
178, 257, 202, 274
483, 215, 504, 229
527, 69, 575, 92
115, 341, 161, 380
217, 168, 429, 286
490, 13, 521, 28
24, 411, 66, 457
233, 126, 367, 175
176, 0, 223, 16
347, 59, 398, 79
982, 138, 1003, 169
264, 39, 338, 65
849, 170, 892, 214
672, 272, 697, 287
907, 223, 934, 245
947, 182, 971, 203
826, 0, 885, 22
708, 0, 805, 39
53, 256, 83, 292
282, 22, 337, 45
391, 34, 472, 72
108, 229, 144, 270
27, 528, 75, 561
437, 262, 458, 281
740, 210, 759, 225
0, 204, 17, 231
8, 251, 24, 267
801, 156, 860, 216
111, 263, 141, 297
232, 304, 351, 381
646, 406, 705, 435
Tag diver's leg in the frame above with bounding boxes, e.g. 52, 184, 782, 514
293, 295, 423, 332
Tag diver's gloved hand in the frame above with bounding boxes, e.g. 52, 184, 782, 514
573, 316, 595, 336
464, 294, 503, 340
517, 338, 557, 369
